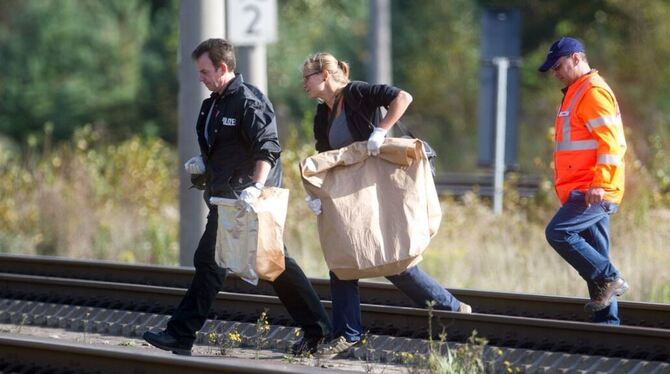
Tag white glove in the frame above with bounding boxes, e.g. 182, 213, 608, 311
239, 185, 262, 211
305, 196, 322, 215
184, 156, 205, 175
367, 127, 387, 156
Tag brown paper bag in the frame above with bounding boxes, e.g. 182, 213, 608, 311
300, 138, 441, 280
210, 187, 288, 284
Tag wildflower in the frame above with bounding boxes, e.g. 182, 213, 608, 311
228, 331, 242, 343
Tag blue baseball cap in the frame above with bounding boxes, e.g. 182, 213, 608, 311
538, 37, 585, 72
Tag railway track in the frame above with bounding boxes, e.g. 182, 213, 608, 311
435, 172, 540, 197
0, 255, 668, 362
1, 254, 667, 328
0, 335, 334, 374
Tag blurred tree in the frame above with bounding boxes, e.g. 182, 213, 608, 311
392, 0, 480, 171
267, 0, 368, 144
136, 0, 179, 143
482, 0, 670, 183
1, 0, 668, 190
0, 0, 178, 144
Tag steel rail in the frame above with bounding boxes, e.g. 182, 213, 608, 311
0, 254, 667, 329
0, 272, 668, 361
0, 334, 337, 374
434, 172, 540, 197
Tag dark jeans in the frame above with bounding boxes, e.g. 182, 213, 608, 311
166, 207, 331, 345
330, 266, 462, 342
545, 190, 620, 324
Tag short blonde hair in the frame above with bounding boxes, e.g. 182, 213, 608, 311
303, 52, 350, 84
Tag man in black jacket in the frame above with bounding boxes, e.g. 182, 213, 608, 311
143, 38, 331, 356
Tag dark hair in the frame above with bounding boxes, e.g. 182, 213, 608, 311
192, 38, 236, 71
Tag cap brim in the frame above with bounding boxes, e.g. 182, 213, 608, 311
538, 55, 559, 72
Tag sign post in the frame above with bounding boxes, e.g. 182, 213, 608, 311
226, 0, 277, 94
492, 57, 509, 215
227, 0, 277, 46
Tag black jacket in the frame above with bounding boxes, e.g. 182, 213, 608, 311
196, 74, 282, 198
313, 80, 400, 152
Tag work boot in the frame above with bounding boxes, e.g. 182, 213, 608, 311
458, 302, 472, 314
143, 330, 192, 356
585, 277, 629, 312
290, 335, 324, 356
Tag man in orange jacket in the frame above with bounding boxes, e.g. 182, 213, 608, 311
539, 37, 628, 324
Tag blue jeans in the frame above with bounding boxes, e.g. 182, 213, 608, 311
329, 265, 462, 342
545, 190, 620, 324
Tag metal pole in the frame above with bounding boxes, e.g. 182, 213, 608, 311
236, 44, 268, 95
492, 57, 509, 215
368, 0, 392, 135
178, 0, 225, 266
368, 0, 392, 85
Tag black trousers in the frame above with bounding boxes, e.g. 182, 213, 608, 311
166, 207, 331, 345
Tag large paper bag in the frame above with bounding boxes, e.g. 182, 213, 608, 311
300, 138, 441, 280
210, 187, 288, 285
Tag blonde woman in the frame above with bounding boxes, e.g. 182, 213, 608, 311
301, 52, 472, 359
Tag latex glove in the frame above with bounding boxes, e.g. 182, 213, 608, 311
184, 156, 205, 175
367, 127, 387, 156
239, 185, 262, 211
305, 195, 322, 215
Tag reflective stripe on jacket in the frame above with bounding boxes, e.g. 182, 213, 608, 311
553, 70, 626, 204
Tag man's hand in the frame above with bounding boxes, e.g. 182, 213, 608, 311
184, 156, 205, 175
305, 195, 322, 215
239, 185, 262, 211
585, 187, 605, 206
367, 127, 387, 156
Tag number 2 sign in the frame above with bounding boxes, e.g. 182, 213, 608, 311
227, 0, 278, 45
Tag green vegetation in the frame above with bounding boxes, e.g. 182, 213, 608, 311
0, 0, 178, 142
1, 1, 669, 304
0, 126, 178, 264
1, 128, 668, 304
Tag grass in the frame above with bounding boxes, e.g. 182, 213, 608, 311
1, 126, 669, 303
419, 193, 670, 302
0, 126, 178, 264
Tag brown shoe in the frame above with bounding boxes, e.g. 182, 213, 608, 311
458, 302, 472, 314
317, 336, 357, 359
585, 277, 629, 312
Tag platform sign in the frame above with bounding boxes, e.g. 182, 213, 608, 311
227, 0, 277, 45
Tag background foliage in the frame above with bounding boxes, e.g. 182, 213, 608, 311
1, 0, 669, 302
0, 0, 178, 142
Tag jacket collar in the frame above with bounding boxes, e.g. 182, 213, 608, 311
562, 69, 598, 94
212, 73, 244, 99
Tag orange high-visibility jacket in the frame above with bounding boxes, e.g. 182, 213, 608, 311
553, 70, 626, 204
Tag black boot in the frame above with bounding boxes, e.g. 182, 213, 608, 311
143, 330, 192, 356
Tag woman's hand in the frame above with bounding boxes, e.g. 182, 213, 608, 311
367, 127, 387, 156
